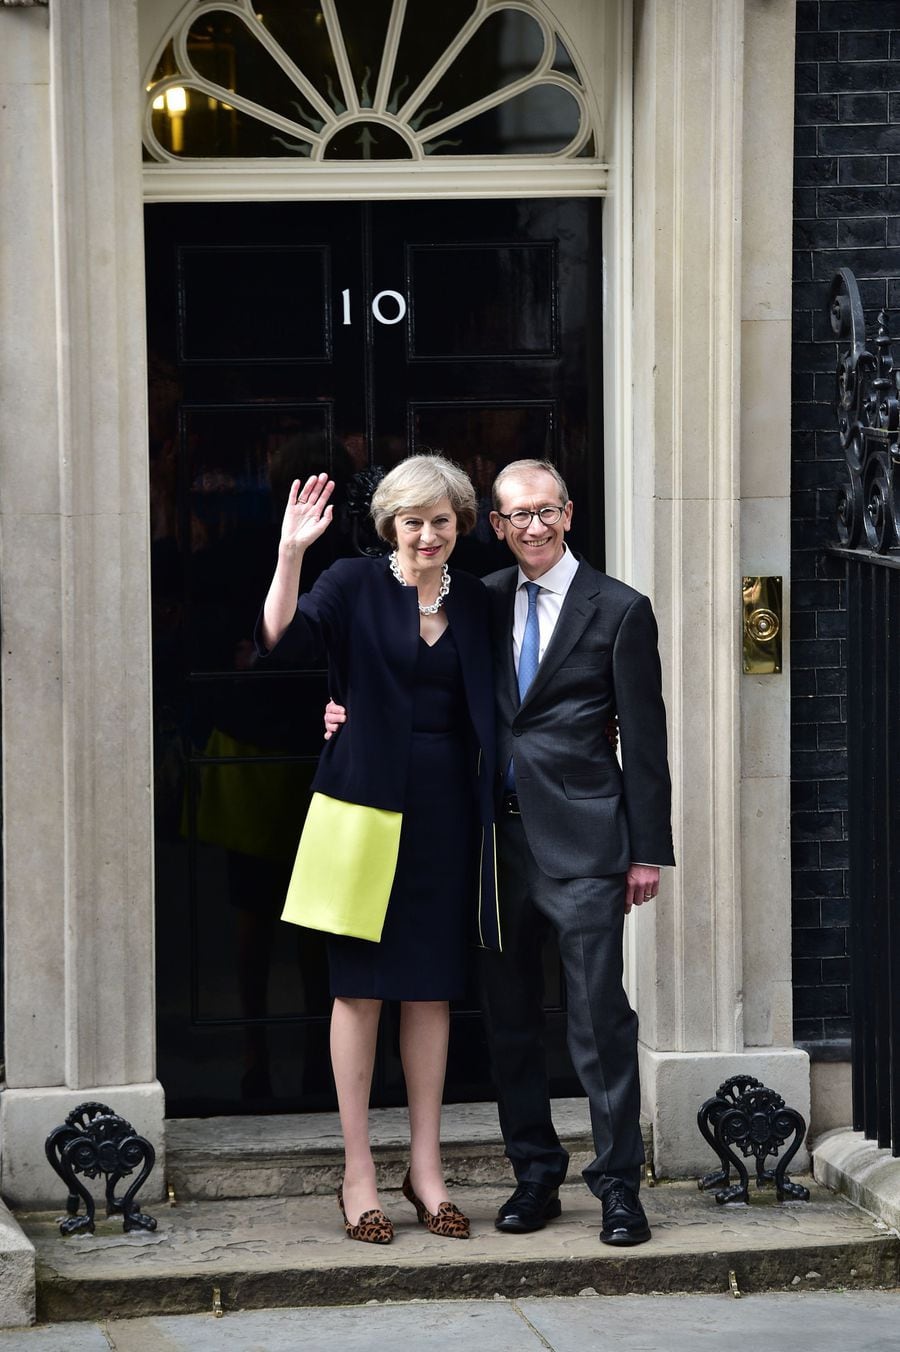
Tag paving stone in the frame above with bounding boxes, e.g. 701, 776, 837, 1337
9, 1291, 900, 1351
0, 1327, 109, 1351
520, 1291, 900, 1352
104, 1301, 534, 1352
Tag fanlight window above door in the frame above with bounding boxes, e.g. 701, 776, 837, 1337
143, 0, 597, 162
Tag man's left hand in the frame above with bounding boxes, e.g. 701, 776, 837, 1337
625, 864, 659, 915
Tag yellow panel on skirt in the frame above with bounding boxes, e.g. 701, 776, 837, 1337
281, 792, 402, 942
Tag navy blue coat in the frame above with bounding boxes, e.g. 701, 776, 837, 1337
256, 556, 500, 950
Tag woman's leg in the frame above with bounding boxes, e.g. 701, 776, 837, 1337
330, 996, 383, 1222
400, 999, 451, 1213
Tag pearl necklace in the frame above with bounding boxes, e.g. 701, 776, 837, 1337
389, 552, 451, 614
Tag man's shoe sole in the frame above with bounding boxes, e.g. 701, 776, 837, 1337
599, 1225, 652, 1246
494, 1198, 563, 1233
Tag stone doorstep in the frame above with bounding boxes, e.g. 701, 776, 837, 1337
165, 1100, 649, 1202
813, 1128, 900, 1232
19, 1179, 900, 1324
0, 1198, 35, 1330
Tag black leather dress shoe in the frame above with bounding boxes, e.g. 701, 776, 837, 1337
599, 1181, 651, 1246
495, 1182, 562, 1233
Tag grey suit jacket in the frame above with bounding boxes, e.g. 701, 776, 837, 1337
484, 558, 675, 880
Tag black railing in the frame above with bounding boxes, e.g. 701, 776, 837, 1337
829, 268, 900, 1154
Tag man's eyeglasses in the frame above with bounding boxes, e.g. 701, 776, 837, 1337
496, 505, 565, 529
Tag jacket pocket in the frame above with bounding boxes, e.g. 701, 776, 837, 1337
562, 774, 618, 801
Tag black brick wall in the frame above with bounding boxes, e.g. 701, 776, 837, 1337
791, 1, 900, 1046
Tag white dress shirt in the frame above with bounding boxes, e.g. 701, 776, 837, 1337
511, 545, 580, 674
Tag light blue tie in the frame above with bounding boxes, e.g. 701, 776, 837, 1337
506, 582, 541, 792
517, 581, 542, 701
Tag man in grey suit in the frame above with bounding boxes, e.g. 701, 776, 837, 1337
482, 459, 674, 1247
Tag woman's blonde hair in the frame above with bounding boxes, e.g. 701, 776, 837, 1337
371, 453, 478, 544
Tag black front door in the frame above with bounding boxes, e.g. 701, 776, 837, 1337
146, 198, 604, 1115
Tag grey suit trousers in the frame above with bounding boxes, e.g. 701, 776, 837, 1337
481, 816, 645, 1197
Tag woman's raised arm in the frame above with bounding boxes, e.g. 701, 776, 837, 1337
261, 473, 335, 652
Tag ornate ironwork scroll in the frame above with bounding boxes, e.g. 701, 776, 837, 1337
697, 1075, 810, 1205
346, 464, 388, 557
44, 1102, 158, 1236
830, 267, 900, 553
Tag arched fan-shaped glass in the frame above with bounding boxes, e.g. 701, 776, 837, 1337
143, 0, 595, 162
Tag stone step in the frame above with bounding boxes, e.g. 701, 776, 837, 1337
20, 1178, 900, 1324
166, 1100, 642, 1202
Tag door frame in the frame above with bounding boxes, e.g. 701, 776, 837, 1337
137, 0, 638, 1058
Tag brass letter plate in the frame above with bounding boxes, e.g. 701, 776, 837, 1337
742, 576, 782, 674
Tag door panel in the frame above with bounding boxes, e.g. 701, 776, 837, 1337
147, 198, 603, 1115
178, 245, 332, 362
407, 243, 557, 359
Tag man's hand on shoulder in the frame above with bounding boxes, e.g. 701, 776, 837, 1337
625, 864, 659, 915
324, 699, 346, 741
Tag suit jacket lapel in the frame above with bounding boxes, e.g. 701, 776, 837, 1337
489, 569, 519, 713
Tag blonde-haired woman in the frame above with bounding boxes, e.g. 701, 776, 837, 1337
257, 455, 498, 1243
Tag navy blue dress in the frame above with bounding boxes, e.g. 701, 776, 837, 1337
327, 626, 476, 1001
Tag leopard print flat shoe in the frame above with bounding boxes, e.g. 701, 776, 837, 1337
337, 1186, 394, 1244
401, 1169, 470, 1239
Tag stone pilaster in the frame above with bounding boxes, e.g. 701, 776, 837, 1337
631, 0, 808, 1175
738, 0, 796, 1055
0, 0, 163, 1205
